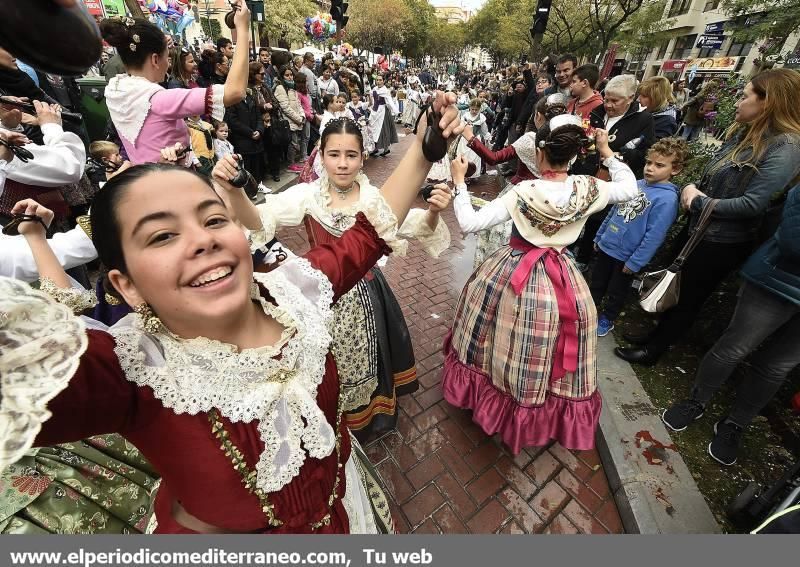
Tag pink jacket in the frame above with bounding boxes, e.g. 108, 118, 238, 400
297, 92, 315, 122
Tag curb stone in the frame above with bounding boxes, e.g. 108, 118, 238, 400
595, 336, 721, 533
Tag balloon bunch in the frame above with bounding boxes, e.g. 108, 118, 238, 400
304, 12, 337, 42
139, 0, 195, 35
338, 43, 353, 57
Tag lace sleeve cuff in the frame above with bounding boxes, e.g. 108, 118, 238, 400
361, 192, 408, 256
208, 85, 226, 122
39, 278, 98, 314
398, 208, 451, 258
0, 277, 88, 471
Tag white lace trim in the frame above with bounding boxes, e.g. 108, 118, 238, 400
398, 209, 451, 258
110, 259, 336, 494
315, 172, 407, 255
0, 277, 88, 471
511, 131, 540, 178
210, 85, 226, 122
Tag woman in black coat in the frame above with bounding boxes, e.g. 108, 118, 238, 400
223, 63, 266, 193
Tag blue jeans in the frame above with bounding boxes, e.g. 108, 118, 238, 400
692, 282, 800, 425
680, 123, 702, 141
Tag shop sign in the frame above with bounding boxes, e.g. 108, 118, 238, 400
686, 56, 739, 72
82, 1, 105, 17
697, 35, 724, 50
704, 22, 725, 35
661, 59, 687, 72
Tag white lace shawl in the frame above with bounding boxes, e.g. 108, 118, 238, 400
109, 258, 336, 494
0, 277, 88, 471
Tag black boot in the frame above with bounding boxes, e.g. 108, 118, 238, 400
622, 330, 653, 345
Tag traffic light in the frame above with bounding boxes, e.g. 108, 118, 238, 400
331, 0, 349, 29
530, 0, 552, 38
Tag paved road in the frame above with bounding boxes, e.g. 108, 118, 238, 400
275, 133, 624, 533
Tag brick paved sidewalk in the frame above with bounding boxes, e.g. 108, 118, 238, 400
276, 133, 624, 534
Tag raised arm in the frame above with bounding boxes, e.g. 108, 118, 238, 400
221, 0, 251, 107
380, 91, 463, 225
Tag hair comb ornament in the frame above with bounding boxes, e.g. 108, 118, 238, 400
549, 114, 583, 131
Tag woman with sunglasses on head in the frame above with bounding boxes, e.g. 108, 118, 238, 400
443, 116, 638, 455
0, 95, 464, 533
220, 116, 452, 441
100, 1, 250, 167
167, 47, 199, 90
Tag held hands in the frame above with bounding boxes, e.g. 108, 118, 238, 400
10, 199, 54, 238
594, 129, 613, 160
450, 155, 469, 185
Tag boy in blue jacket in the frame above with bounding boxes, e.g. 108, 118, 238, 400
590, 138, 689, 336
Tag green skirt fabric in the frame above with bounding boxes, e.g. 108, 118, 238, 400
0, 435, 158, 534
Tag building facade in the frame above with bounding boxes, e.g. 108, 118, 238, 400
629, 0, 799, 81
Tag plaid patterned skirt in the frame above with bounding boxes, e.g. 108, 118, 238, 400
443, 245, 601, 452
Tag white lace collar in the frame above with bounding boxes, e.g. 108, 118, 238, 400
109, 258, 335, 494
105, 74, 164, 146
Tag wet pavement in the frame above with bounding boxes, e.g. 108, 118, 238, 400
276, 133, 624, 534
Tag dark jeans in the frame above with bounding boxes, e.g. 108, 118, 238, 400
589, 250, 634, 321
576, 206, 612, 264
492, 121, 511, 151
692, 282, 800, 426
645, 239, 754, 354
262, 132, 282, 177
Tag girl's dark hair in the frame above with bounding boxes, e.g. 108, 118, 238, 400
91, 164, 215, 300
320, 117, 364, 153
322, 93, 336, 110
170, 49, 193, 86
526, 95, 567, 132
534, 123, 590, 167
199, 49, 225, 80
277, 64, 295, 89
100, 18, 166, 69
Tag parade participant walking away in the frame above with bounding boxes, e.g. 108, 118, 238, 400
101, 1, 250, 165
442, 118, 638, 454
401, 82, 421, 129
591, 138, 687, 336
567, 64, 603, 121
0, 93, 465, 533
367, 74, 398, 157
662, 184, 800, 466
226, 117, 452, 440
616, 69, 800, 365
638, 76, 679, 139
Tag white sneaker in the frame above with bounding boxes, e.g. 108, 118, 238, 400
258, 184, 272, 194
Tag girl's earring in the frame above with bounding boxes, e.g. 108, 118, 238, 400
134, 303, 162, 334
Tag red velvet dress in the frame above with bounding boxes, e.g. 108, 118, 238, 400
467, 138, 536, 185
32, 215, 391, 534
